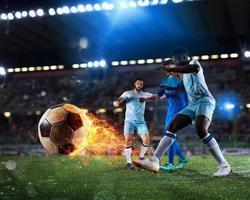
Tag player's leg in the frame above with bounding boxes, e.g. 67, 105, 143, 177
174, 141, 188, 169
139, 134, 150, 159
195, 103, 231, 176
123, 121, 135, 169
133, 114, 192, 172
153, 114, 192, 162
137, 122, 150, 159
160, 140, 176, 171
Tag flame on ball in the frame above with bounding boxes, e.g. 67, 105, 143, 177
70, 111, 124, 156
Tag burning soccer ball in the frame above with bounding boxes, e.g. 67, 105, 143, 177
38, 104, 90, 155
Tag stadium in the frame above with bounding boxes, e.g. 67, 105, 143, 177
0, 0, 250, 199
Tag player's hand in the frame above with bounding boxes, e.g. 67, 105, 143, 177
113, 101, 119, 107
139, 97, 146, 103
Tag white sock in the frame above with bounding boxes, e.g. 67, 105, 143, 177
202, 133, 228, 166
139, 144, 148, 158
153, 131, 176, 161
124, 146, 132, 163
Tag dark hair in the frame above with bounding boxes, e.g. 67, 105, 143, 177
171, 47, 189, 57
135, 78, 143, 82
162, 59, 174, 66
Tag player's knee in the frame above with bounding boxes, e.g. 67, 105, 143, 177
195, 126, 208, 138
168, 122, 179, 133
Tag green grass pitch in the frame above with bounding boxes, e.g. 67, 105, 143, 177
0, 155, 250, 200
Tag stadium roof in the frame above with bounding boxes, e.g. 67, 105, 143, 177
0, 0, 250, 68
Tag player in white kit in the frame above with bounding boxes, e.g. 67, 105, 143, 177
133, 48, 231, 176
113, 78, 153, 169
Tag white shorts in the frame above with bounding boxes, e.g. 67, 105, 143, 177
124, 121, 149, 135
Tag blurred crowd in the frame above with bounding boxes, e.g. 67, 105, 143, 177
1, 62, 250, 145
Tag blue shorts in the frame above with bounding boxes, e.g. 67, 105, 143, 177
124, 120, 149, 135
179, 101, 215, 123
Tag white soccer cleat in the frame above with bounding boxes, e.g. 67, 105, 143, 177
213, 163, 232, 177
133, 158, 160, 172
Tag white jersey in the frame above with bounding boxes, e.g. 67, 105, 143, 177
120, 89, 153, 122
183, 60, 216, 105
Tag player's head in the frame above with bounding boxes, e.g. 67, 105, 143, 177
134, 78, 144, 91
171, 47, 190, 66
162, 59, 179, 76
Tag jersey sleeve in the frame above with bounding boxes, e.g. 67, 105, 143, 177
189, 60, 201, 73
157, 88, 165, 97
144, 92, 154, 98
120, 91, 128, 100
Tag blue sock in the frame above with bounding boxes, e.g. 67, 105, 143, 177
168, 140, 176, 164
175, 141, 185, 161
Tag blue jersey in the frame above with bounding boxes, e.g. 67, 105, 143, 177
183, 60, 216, 105
158, 76, 188, 129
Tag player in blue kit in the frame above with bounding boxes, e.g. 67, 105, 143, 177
134, 48, 232, 176
140, 66, 188, 171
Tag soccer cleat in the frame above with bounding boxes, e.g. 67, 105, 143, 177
175, 159, 188, 169
133, 158, 159, 172
160, 163, 175, 171
213, 163, 232, 177
124, 163, 134, 170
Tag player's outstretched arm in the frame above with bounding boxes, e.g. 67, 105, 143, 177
139, 95, 160, 103
163, 64, 199, 74
160, 85, 185, 92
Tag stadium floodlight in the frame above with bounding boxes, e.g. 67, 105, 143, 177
94, 3, 102, 11
244, 51, 250, 58
100, 60, 107, 67
96, 108, 106, 114
201, 55, 209, 60
22, 11, 28, 17
14, 68, 21, 72
220, 54, 229, 59
151, 0, 159, 5
93, 61, 100, 67
120, 1, 128, 8
21, 67, 28, 72
172, 0, 184, 3
80, 63, 87, 68
0, 66, 6, 76
120, 61, 128, 65
62, 6, 70, 14
56, 7, 63, 15
36, 66, 42, 71
15, 12, 22, 19
43, 66, 50, 71
155, 58, 163, 63
58, 65, 64, 69
7, 13, 14, 20
28, 67, 35, 71
230, 53, 239, 58
0, 13, 8, 20
128, 1, 137, 8
77, 5, 85, 12
36, 9, 44, 16
112, 61, 119, 66
4, 112, 11, 118
211, 54, 219, 59
29, 10, 36, 17
50, 65, 57, 70
102, 2, 114, 10
192, 56, 199, 60
224, 103, 235, 110
70, 6, 78, 13
160, 0, 168, 4
246, 104, 250, 109
85, 4, 94, 12
138, 59, 146, 64
7, 68, 14, 73
72, 64, 80, 69
48, 8, 56, 16
146, 59, 154, 64
87, 61, 93, 68
129, 60, 137, 65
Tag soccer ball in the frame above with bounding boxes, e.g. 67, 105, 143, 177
38, 103, 90, 155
